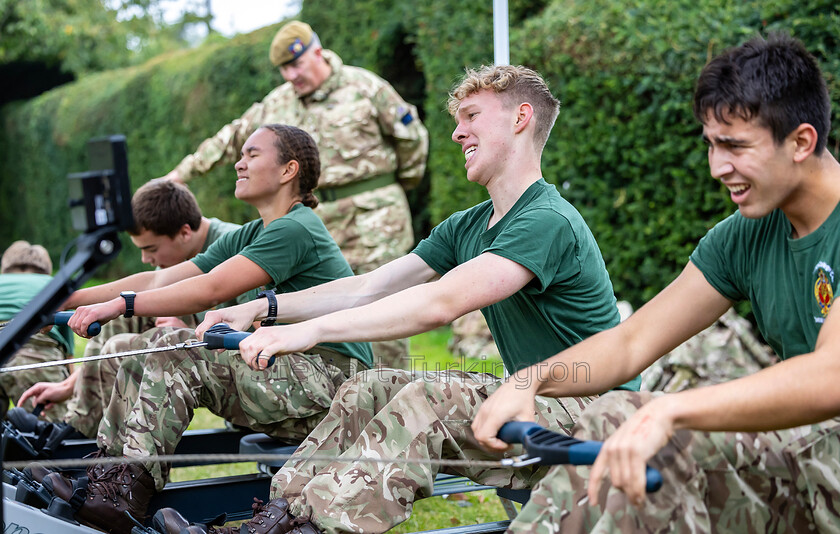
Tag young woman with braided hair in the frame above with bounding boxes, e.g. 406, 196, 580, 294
36, 124, 372, 534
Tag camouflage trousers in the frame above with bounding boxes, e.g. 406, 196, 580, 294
271, 368, 596, 534
63, 316, 172, 436
96, 327, 361, 490
509, 391, 840, 533
0, 333, 70, 420
317, 183, 412, 370
65, 333, 141, 438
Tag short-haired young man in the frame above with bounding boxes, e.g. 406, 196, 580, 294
15, 179, 243, 437
473, 33, 840, 532
156, 65, 640, 534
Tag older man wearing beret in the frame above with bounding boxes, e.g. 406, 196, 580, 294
161, 21, 429, 368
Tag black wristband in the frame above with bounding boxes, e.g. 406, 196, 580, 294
257, 290, 277, 327
120, 291, 136, 319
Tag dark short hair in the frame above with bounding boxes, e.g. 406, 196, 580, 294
693, 33, 831, 154
130, 179, 202, 237
260, 124, 321, 209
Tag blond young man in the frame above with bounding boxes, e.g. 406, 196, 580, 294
156, 65, 637, 534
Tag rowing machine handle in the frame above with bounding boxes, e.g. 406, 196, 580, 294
53, 311, 101, 337
497, 421, 663, 492
204, 323, 275, 367
496, 421, 542, 443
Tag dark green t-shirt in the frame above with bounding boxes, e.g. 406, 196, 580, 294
413, 179, 639, 390
690, 202, 840, 360
203, 218, 241, 251
193, 218, 255, 323
191, 204, 373, 367
0, 273, 74, 354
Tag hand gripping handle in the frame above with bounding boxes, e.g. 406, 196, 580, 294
497, 421, 663, 492
496, 421, 543, 444
203, 323, 275, 367
53, 311, 101, 337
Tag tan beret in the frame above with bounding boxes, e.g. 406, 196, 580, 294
1, 240, 52, 274
270, 21, 316, 66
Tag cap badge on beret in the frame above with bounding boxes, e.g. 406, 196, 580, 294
290, 39, 305, 55
270, 20, 316, 66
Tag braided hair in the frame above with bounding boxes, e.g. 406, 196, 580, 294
261, 124, 321, 208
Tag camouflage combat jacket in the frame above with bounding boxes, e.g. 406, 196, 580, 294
174, 50, 428, 191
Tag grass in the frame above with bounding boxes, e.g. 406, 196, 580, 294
408, 327, 506, 377
73, 326, 512, 531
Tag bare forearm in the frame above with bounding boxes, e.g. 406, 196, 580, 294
308, 282, 461, 345
665, 352, 840, 433
530, 264, 732, 398
64, 271, 158, 308
132, 277, 242, 318
528, 325, 647, 397
271, 258, 432, 324
271, 275, 395, 323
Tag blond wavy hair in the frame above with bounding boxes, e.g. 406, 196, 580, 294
448, 65, 560, 150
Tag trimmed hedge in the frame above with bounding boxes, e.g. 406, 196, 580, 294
1, 0, 838, 308
0, 27, 283, 277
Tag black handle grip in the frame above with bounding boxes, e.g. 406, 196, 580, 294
204, 323, 275, 367
53, 311, 101, 337
497, 421, 663, 493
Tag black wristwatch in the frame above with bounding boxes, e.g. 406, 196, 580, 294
257, 289, 277, 327
120, 290, 137, 318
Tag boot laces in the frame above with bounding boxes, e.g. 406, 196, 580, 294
240, 497, 278, 530
87, 463, 132, 503
250, 497, 267, 517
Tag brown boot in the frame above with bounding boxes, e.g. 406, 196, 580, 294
22, 463, 54, 484
283, 518, 321, 534
235, 497, 295, 534
75, 461, 156, 534
40, 448, 108, 503
202, 497, 318, 534
153, 507, 226, 534
158, 498, 320, 534
153, 507, 190, 534
41, 470, 78, 501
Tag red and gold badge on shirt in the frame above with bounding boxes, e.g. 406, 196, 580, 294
813, 262, 835, 317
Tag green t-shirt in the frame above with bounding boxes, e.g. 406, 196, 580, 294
0, 273, 74, 354
413, 179, 638, 390
191, 204, 373, 367
203, 218, 242, 253
193, 218, 255, 323
690, 202, 840, 360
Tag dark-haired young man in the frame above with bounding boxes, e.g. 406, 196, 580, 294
473, 33, 840, 532
16, 179, 243, 437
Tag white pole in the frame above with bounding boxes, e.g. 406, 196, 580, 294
493, 0, 510, 66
